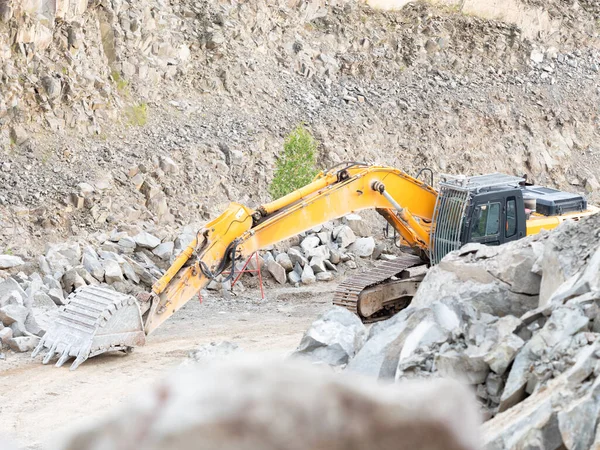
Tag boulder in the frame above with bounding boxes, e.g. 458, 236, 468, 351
0, 255, 24, 269
288, 248, 308, 267
153, 241, 174, 261
0, 290, 24, 308
334, 225, 356, 248
344, 213, 370, 237
48, 288, 66, 306
7, 336, 40, 353
309, 257, 327, 274
288, 270, 301, 284
316, 272, 333, 282
349, 237, 375, 258
56, 359, 481, 450
436, 350, 490, 385
300, 235, 321, 253
305, 245, 331, 260
82, 253, 105, 281
267, 260, 286, 285
275, 253, 293, 272
121, 260, 140, 284
293, 307, 366, 366
0, 304, 28, 326
412, 238, 542, 318
0, 277, 27, 304
134, 232, 161, 249
500, 305, 589, 412
301, 264, 316, 284
62, 268, 87, 293
484, 334, 525, 376
0, 327, 13, 345
104, 260, 124, 284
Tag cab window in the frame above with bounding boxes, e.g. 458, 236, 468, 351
471, 202, 501, 239
506, 197, 517, 238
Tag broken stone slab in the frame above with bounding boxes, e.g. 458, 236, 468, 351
134, 231, 161, 249
309, 256, 327, 274
334, 225, 356, 248
500, 305, 590, 412
121, 260, 140, 284
123, 256, 155, 286
483, 341, 600, 449
484, 334, 525, 376
557, 376, 600, 450
301, 264, 316, 284
293, 307, 366, 366
0, 277, 27, 304
288, 270, 301, 284
7, 336, 40, 353
0, 255, 24, 269
349, 237, 375, 258
275, 253, 293, 272
300, 235, 321, 253
103, 260, 124, 284
48, 288, 66, 306
288, 248, 308, 267
32, 291, 56, 309
267, 260, 286, 285
0, 327, 13, 345
305, 245, 331, 260
62, 268, 87, 293
117, 236, 136, 250
153, 241, 174, 261
45, 242, 82, 271
82, 253, 105, 281
436, 349, 490, 385
56, 359, 481, 450
316, 272, 333, 282
344, 213, 370, 237
0, 290, 24, 308
0, 304, 28, 326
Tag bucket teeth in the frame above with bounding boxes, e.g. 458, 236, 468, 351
31, 286, 146, 370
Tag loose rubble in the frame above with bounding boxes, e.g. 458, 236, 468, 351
296, 213, 600, 449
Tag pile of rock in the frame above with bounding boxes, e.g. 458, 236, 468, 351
0, 228, 172, 356
246, 215, 386, 288
295, 213, 600, 449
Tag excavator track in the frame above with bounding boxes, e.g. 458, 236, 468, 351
333, 254, 425, 322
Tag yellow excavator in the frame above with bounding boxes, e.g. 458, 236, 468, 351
32, 163, 598, 369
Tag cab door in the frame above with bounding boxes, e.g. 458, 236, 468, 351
466, 191, 526, 246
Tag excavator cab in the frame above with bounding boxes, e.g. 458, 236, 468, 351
430, 173, 588, 264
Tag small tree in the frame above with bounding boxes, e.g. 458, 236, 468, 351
269, 125, 318, 200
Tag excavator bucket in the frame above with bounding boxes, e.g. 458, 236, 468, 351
32, 285, 146, 370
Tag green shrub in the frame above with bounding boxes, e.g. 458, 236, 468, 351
125, 103, 148, 126
269, 125, 318, 200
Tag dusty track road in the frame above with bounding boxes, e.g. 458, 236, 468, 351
0, 284, 332, 449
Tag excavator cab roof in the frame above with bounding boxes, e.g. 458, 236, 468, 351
438, 173, 525, 194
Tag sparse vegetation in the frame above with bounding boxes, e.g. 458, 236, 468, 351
111, 69, 129, 94
125, 102, 148, 126
269, 125, 319, 200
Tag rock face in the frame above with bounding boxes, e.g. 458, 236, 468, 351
56, 359, 481, 450
293, 307, 366, 366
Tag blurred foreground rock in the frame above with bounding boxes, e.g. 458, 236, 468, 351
54, 359, 480, 450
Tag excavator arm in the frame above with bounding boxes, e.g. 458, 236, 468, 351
33, 164, 438, 369
145, 164, 437, 334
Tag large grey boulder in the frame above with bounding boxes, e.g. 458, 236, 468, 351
266, 260, 286, 285
300, 235, 320, 253
349, 237, 375, 258
0, 255, 24, 269
293, 307, 366, 366
0, 278, 27, 305
103, 260, 124, 284
483, 341, 600, 450
56, 359, 481, 450
275, 252, 293, 271
301, 264, 316, 284
153, 241, 174, 261
82, 253, 105, 281
538, 213, 600, 306
134, 232, 161, 249
500, 305, 590, 412
412, 238, 542, 318
0, 304, 28, 326
333, 225, 356, 249
287, 248, 308, 267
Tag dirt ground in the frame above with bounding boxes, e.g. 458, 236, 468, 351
0, 282, 332, 449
